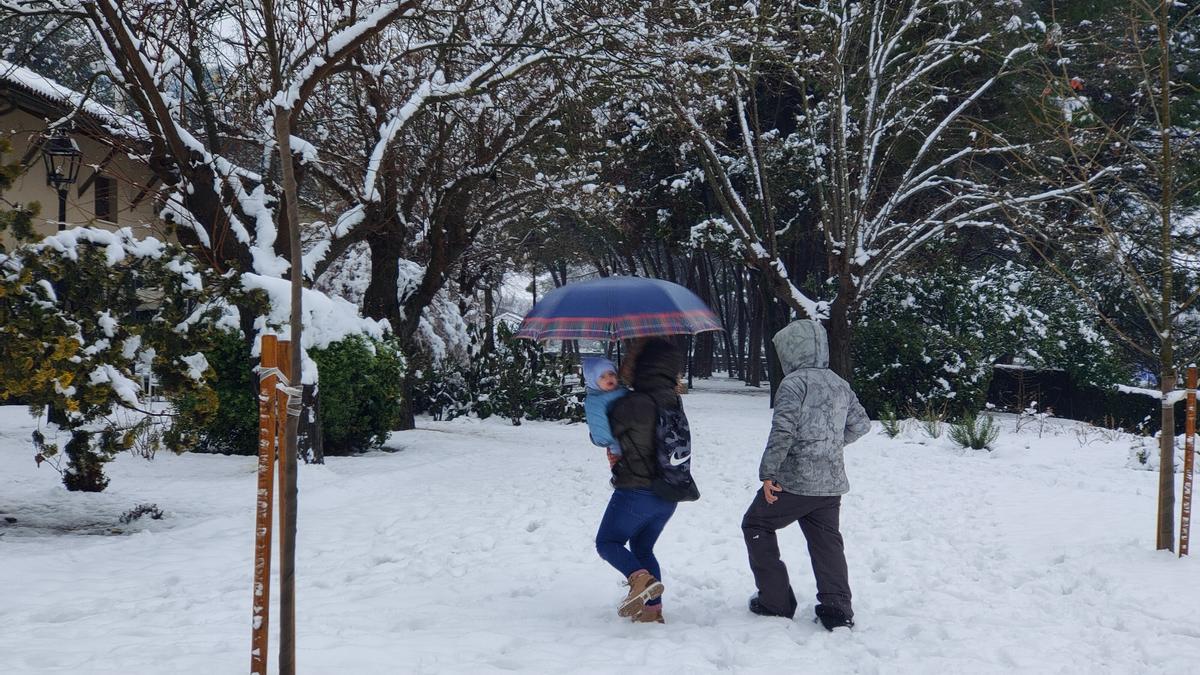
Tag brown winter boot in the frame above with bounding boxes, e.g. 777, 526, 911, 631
633, 605, 665, 624
618, 570, 664, 618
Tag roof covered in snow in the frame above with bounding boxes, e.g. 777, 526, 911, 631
0, 59, 147, 142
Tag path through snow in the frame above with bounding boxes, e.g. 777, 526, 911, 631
3, 381, 1199, 673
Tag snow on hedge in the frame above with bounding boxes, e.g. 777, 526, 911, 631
242, 273, 390, 384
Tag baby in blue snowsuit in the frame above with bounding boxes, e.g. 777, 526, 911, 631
583, 357, 628, 462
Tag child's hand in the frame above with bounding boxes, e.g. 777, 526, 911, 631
762, 480, 782, 504
607, 450, 619, 469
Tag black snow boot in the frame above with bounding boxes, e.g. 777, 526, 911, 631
814, 604, 854, 631
748, 593, 794, 619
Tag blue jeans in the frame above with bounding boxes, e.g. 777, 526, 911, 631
595, 489, 677, 606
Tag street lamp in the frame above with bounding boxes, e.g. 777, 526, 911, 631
40, 128, 83, 231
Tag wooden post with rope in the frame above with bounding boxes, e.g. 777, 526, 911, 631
276, 340, 297, 672
250, 335, 279, 675
1181, 365, 1197, 557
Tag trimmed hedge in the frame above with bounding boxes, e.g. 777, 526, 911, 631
172, 332, 405, 455
310, 335, 405, 454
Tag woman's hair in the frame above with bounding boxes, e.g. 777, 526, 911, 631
619, 338, 684, 389
630, 338, 683, 390
619, 338, 648, 386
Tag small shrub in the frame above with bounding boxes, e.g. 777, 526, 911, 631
1015, 401, 1061, 437
879, 403, 902, 438
310, 335, 405, 454
1135, 446, 1150, 465
169, 330, 257, 455
119, 503, 164, 524
915, 402, 947, 439
949, 412, 1001, 451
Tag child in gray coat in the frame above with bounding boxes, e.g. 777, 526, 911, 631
742, 319, 870, 630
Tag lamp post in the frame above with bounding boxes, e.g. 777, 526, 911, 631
40, 129, 83, 231
37, 129, 82, 428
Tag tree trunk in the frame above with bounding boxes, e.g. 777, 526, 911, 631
363, 234, 403, 329
762, 285, 786, 405
1159, 366, 1177, 551
827, 276, 856, 380
747, 272, 763, 387
299, 384, 324, 464
271, 108, 303, 675
694, 332, 715, 378
692, 254, 716, 378
735, 268, 748, 380
1154, 0, 1177, 553
483, 286, 496, 356
396, 338, 418, 431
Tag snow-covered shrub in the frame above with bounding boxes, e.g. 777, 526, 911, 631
168, 330, 256, 455
119, 503, 164, 524
854, 259, 1124, 419
1127, 435, 1194, 473
412, 323, 582, 425
949, 413, 1001, 451
309, 336, 405, 454
481, 325, 583, 426
2, 226, 225, 491
173, 332, 407, 455
412, 361, 474, 421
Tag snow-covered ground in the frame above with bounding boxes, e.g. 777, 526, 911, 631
4, 381, 1200, 674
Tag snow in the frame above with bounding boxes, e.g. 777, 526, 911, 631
97, 311, 117, 338
3, 383, 1200, 673
241, 273, 389, 384
35, 279, 57, 303
87, 364, 141, 409
0, 59, 147, 140
180, 353, 210, 382
35, 227, 167, 263
1116, 384, 1190, 406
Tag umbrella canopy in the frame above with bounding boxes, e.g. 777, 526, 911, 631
515, 277, 722, 341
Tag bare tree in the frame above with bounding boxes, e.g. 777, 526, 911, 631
589, 0, 1105, 376
1013, 0, 1200, 551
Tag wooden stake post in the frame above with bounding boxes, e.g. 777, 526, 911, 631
248, 338, 295, 667
276, 341, 296, 674
1181, 366, 1197, 557
250, 335, 279, 674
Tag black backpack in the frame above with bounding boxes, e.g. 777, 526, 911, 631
650, 402, 700, 502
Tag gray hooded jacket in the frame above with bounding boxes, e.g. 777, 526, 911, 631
759, 320, 870, 496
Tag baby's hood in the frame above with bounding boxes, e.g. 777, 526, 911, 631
582, 357, 618, 390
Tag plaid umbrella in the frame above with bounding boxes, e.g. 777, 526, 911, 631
515, 276, 722, 341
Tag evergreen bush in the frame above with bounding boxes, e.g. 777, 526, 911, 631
854, 257, 1126, 419
412, 323, 583, 425
2, 173, 225, 491
879, 403, 902, 438
949, 412, 1001, 451
169, 330, 256, 455
310, 336, 405, 454
173, 332, 406, 456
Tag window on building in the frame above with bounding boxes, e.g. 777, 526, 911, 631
94, 175, 117, 223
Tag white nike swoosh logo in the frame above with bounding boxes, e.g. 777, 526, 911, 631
668, 453, 690, 467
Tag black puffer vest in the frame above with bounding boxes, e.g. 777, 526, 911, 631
609, 341, 685, 490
